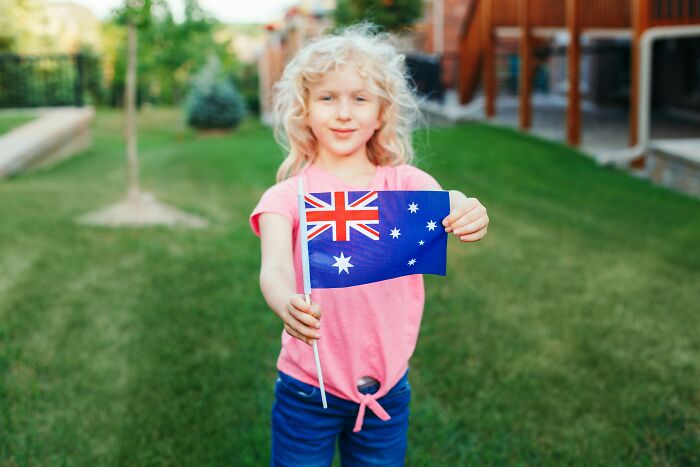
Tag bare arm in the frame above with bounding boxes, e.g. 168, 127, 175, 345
258, 213, 322, 345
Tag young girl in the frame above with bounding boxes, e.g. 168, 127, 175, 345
250, 23, 489, 466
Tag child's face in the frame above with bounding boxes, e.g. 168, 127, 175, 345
305, 65, 382, 163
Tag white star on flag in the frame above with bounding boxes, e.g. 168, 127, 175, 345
407, 258, 417, 266
408, 202, 419, 213
390, 227, 401, 239
418, 240, 425, 246
332, 252, 354, 274
426, 220, 437, 231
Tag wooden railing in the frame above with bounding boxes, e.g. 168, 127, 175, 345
489, 0, 700, 28
580, 1, 631, 28
649, 0, 700, 26
459, 0, 700, 147
491, 0, 631, 28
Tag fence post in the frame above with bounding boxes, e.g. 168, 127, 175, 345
518, 0, 533, 129
566, 0, 581, 146
74, 53, 85, 107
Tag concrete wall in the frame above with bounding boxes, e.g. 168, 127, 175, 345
0, 107, 94, 178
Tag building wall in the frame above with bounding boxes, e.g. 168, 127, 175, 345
416, 0, 475, 90
258, 10, 334, 124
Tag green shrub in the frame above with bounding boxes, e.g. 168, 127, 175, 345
232, 63, 260, 116
186, 56, 246, 130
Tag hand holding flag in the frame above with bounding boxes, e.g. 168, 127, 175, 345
282, 294, 322, 345
442, 192, 489, 242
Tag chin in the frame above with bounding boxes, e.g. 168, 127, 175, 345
326, 146, 362, 157
338, 150, 365, 158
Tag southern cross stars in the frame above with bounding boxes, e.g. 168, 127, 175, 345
426, 220, 437, 231
418, 240, 425, 246
407, 202, 419, 213
407, 258, 417, 266
390, 227, 401, 239
332, 252, 353, 274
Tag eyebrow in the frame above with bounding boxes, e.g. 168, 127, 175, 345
314, 89, 370, 94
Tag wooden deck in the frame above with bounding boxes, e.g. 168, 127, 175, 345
458, 0, 700, 150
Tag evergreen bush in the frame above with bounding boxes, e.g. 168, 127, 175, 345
186, 56, 246, 130
334, 0, 423, 32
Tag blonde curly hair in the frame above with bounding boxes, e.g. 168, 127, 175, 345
272, 22, 425, 182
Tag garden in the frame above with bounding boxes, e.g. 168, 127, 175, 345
1, 0, 699, 465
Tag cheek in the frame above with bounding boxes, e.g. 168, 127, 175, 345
306, 112, 325, 132
305, 104, 323, 123
364, 106, 382, 130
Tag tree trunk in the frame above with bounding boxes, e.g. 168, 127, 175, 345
126, 20, 140, 199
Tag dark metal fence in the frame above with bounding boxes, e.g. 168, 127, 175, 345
405, 53, 444, 102
0, 53, 100, 108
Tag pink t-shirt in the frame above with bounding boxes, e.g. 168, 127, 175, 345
250, 163, 441, 432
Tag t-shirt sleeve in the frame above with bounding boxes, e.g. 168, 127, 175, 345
249, 178, 298, 237
399, 164, 442, 191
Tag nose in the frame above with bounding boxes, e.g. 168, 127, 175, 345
336, 97, 351, 120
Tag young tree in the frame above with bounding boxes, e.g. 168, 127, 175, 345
115, 0, 160, 199
79, 0, 205, 228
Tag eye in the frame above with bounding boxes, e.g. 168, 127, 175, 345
355, 96, 367, 102
320, 96, 333, 101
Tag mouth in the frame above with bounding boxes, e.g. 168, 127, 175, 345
331, 129, 356, 134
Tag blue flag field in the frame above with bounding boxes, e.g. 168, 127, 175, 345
302, 190, 450, 288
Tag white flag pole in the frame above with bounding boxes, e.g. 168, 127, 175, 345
298, 178, 328, 409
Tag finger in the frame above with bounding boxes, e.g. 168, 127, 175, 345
453, 215, 489, 236
291, 298, 321, 321
288, 304, 321, 329
290, 294, 310, 312
286, 307, 321, 337
448, 204, 487, 232
284, 323, 317, 346
284, 315, 321, 341
448, 210, 482, 231
442, 207, 465, 228
442, 199, 479, 228
284, 306, 312, 333
459, 227, 487, 242
309, 302, 322, 320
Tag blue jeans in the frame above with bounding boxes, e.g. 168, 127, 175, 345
271, 368, 412, 466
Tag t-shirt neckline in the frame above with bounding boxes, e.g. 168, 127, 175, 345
308, 163, 383, 190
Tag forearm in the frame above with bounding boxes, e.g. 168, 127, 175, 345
260, 266, 297, 320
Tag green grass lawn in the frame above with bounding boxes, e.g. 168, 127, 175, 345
1, 108, 698, 466
0, 116, 35, 135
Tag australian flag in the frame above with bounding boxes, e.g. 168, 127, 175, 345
303, 190, 450, 288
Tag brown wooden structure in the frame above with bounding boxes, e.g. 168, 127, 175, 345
457, 0, 700, 147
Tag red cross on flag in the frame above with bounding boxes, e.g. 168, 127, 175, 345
304, 191, 380, 241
